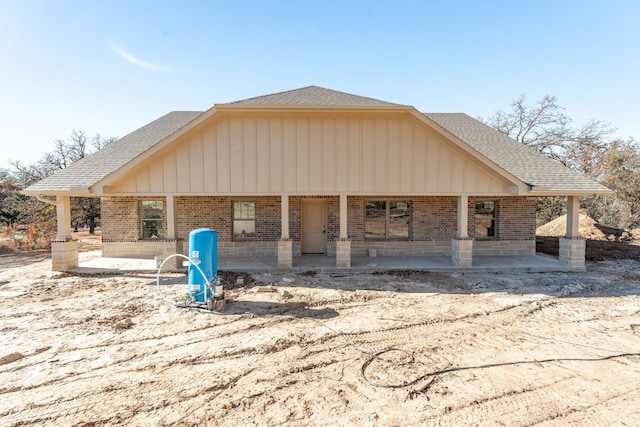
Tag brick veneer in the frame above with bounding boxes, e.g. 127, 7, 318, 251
100, 195, 537, 259
347, 196, 459, 241
176, 196, 281, 242
468, 196, 536, 240
102, 196, 167, 241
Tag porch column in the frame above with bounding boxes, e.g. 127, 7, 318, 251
559, 195, 585, 268
166, 195, 176, 239
452, 195, 473, 268
278, 195, 293, 269
51, 195, 78, 271
336, 194, 351, 268
161, 195, 183, 269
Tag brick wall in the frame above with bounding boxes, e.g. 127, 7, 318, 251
102, 196, 167, 241
176, 197, 232, 241
101, 195, 536, 259
351, 240, 452, 256
411, 197, 458, 240
175, 196, 281, 241
495, 197, 537, 240
472, 240, 535, 256
468, 196, 536, 240
347, 196, 457, 241
289, 196, 340, 241
103, 240, 182, 258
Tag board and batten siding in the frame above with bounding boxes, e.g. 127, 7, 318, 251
107, 115, 511, 195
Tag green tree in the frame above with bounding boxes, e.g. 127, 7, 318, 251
0, 181, 21, 226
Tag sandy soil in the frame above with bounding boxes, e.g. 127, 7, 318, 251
1, 235, 640, 426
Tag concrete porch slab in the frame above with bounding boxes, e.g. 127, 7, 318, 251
69, 253, 583, 275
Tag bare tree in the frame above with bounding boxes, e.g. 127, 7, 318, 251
482, 94, 640, 230
484, 94, 613, 164
4, 131, 117, 241
580, 138, 640, 229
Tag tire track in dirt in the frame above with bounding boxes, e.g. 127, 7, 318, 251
4, 266, 640, 426
532, 386, 640, 425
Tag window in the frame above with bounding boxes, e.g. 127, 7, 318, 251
365, 201, 410, 239
475, 201, 496, 237
141, 200, 163, 239
234, 201, 256, 238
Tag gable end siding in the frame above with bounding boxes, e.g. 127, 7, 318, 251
106, 115, 513, 196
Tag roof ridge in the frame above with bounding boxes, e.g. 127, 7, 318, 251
227, 85, 318, 104
226, 85, 404, 106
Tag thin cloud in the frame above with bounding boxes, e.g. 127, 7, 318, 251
109, 43, 163, 71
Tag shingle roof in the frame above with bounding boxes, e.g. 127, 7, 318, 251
24, 111, 202, 193
425, 113, 611, 193
227, 85, 404, 107
24, 88, 609, 196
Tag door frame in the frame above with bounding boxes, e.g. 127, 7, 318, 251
301, 199, 327, 254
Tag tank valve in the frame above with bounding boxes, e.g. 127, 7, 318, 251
208, 277, 225, 311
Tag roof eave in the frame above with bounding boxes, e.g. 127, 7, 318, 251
22, 188, 94, 197
527, 187, 615, 197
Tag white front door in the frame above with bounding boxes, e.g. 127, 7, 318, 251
302, 200, 327, 254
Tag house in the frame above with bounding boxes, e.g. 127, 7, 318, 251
24, 86, 611, 271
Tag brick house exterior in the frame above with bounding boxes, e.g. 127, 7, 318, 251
25, 86, 611, 271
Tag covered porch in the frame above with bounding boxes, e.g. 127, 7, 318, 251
52, 194, 587, 272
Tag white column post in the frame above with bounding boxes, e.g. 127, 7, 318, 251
281, 194, 289, 239
452, 195, 473, 268
161, 194, 183, 268
278, 195, 292, 269
456, 195, 469, 238
560, 195, 585, 268
56, 196, 72, 240
52, 195, 78, 270
566, 195, 580, 237
339, 194, 348, 239
336, 194, 351, 268
166, 195, 176, 239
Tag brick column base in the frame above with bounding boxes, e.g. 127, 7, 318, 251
336, 239, 351, 268
559, 237, 586, 267
452, 238, 473, 268
278, 239, 293, 269
51, 239, 79, 271
161, 240, 185, 270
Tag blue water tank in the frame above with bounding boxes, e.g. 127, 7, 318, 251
188, 228, 218, 302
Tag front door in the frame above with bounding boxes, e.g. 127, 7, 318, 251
302, 200, 327, 254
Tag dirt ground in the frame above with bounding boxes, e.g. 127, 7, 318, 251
1, 233, 640, 426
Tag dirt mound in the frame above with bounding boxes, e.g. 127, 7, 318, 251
536, 212, 640, 243
536, 212, 640, 261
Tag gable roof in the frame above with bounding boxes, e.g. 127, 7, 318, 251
23, 86, 611, 197
424, 113, 611, 193
24, 111, 202, 194
224, 85, 405, 107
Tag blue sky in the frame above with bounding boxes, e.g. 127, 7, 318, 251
1, 0, 638, 168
